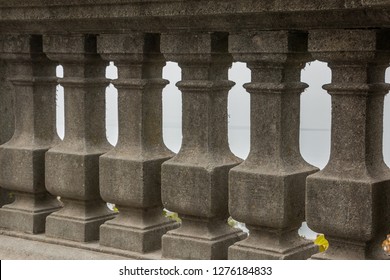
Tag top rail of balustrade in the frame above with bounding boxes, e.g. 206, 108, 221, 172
0, 0, 389, 34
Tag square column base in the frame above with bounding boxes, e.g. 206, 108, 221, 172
46, 214, 114, 242
228, 228, 317, 260
310, 237, 390, 260
0, 194, 61, 234
228, 239, 317, 260
100, 220, 179, 253
162, 223, 246, 260
45, 200, 115, 242
0, 207, 59, 234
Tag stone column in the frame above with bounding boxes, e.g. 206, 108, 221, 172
0, 57, 15, 207
307, 29, 390, 260
0, 59, 14, 145
43, 34, 115, 242
97, 33, 178, 253
0, 34, 61, 233
228, 31, 318, 259
160, 32, 245, 260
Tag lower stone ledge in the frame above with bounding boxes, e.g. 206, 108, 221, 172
0, 229, 162, 260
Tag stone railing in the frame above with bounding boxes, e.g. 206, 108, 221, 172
0, 0, 389, 260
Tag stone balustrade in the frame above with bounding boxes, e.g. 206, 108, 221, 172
0, 0, 389, 260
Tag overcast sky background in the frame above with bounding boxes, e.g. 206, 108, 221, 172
56, 61, 390, 170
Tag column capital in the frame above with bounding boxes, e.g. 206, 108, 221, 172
97, 33, 167, 87
97, 33, 164, 63
229, 31, 310, 64
43, 34, 109, 90
43, 34, 102, 63
0, 35, 52, 72
310, 29, 390, 98
0, 35, 57, 86
309, 29, 390, 63
0, 34, 33, 58
229, 31, 310, 96
161, 32, 232, 65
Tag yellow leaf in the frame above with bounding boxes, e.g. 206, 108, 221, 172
314, 234, 329, 252
227, 216, 238, 227
163, 210, 181, 223
382, 234, 390, 254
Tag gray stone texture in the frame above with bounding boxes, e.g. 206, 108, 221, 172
0, 34, 61, 233
44, 34, 115, 242
0, 1, 390, 34
97, 33, 178, 253
228, 31, 318, 260
0, 1, 389, 261
0, 234, 127, 259
0, 59, 14, 207
160, 32, 246, 260
0, 59, 13, 146
306, 29, 390, 260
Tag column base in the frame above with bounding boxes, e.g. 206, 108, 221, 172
229, 240, 316, 260
100, 207, 179, 253
310, 237, 390, 260
307, 174, 390, 260
45, 199, 115, 242
0, 193, 61, 234
162, 217, 247, 260
228, 227, 317, 260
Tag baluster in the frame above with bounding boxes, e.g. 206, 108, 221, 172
228, 31, 318, 259
97, 33, 178, 253
43, 34, 115, 242
0, 58, 14, 207
307, 29, 390, 259
160, 32, 246, 260
0, 34, 61, 233
0, 58, 14, 145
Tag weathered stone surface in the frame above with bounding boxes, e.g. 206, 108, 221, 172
162, 218, 245, 260
0, 59, 13, 146
97, 33, 178, 253
0, 34, 61, 233
228, 31, 318, 260
0, 234, 128, 260
44, 34, 115, 242
1, 0, 390, 35
0, 1, 389, 262
0, 59, 14, 207
229, 228, 316, 260
160, 32, 246, 260
306, 29, 390, 260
